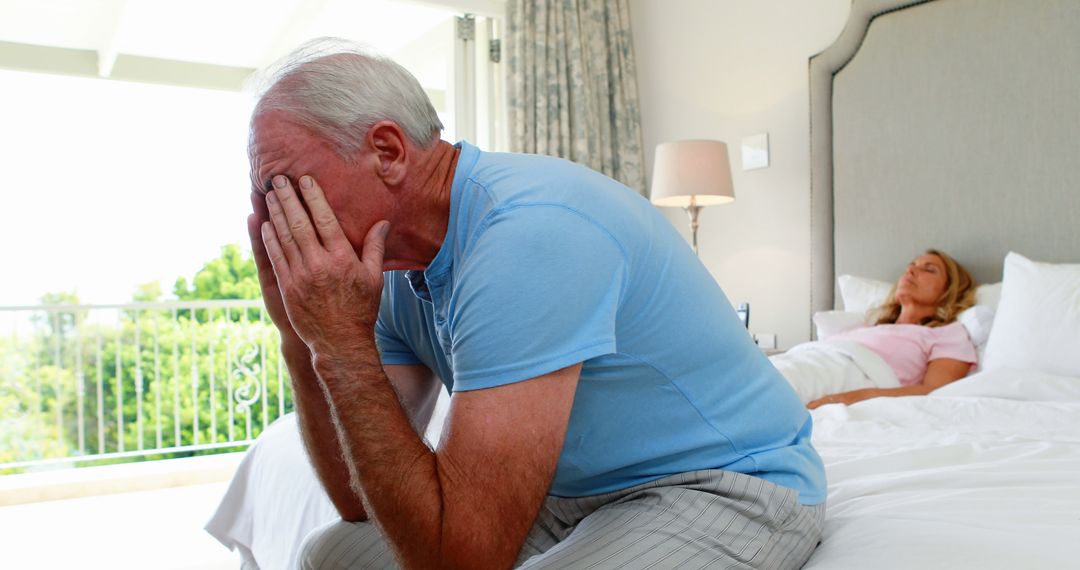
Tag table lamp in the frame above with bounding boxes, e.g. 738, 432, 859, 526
649, 140, 735, 255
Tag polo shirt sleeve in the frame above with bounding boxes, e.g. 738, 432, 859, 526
448, 205, 627, 391
374, 273, 423, 366
928, 322, 978, 363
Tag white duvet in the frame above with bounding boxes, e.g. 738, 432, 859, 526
205, 413, 338, 570
770, 340, 900, 404
206, 394, 449, 570
804, 368, 1080, 569
207, 369, 1080, 569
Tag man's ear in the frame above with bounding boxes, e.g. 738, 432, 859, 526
366, 121, 408, 187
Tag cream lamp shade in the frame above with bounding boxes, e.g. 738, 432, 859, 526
649, 140, 735, 254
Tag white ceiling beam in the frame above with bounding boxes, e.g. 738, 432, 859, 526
96, 0, 130, 78
0, 41, 253, 91
401, 0, 505, 19
256, 0, 334, 69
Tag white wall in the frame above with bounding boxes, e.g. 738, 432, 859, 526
630, 0, 850, 348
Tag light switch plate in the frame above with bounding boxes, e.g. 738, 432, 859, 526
741, 133, 769, 170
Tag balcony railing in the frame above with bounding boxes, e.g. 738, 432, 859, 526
0, 300, 292, 473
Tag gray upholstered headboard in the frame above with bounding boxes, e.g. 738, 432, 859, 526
809, 0, 1080, 324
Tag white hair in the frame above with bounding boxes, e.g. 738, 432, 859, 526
250, 37, 443, 157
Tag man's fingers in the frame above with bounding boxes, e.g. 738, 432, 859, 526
266, 186, 305, 268
249, 192, 274, 269
247, 213, 273, 271
261, 221, 292, 285
270, 175, 322, 256
250, 190, 270, 221
361, 221, 391, 274
297, 175, 349, 250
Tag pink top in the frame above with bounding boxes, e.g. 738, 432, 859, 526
831, 322, 977, 386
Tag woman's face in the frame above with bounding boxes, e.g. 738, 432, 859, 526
896, 254, 948, 307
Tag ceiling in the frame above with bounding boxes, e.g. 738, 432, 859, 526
0, 0, 503, 90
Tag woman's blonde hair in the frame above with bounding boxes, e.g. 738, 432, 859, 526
871, 249, 976, 327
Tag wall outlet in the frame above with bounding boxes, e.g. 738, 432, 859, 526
754, 333, 777, 350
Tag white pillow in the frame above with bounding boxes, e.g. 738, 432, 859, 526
813, 310, 867, 340
956, 304, 995, 348
838, 273, 1002, 320
981, 252, 1080, 377
956, 304, 996, 372
837, 274, 892, 313
975, 282, 1003, 311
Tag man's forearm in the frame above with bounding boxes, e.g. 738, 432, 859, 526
311, 341, 574, 570
313, 341, 447, 569
281, 339, 368, 521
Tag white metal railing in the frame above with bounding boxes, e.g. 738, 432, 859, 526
0, 300, 292, 472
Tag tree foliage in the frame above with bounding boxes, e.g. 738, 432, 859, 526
0, 245, 292, 473
174, 244, 260, 301
31, 291, 86, 337
132, 281, 163, 303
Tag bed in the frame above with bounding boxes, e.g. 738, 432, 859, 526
206, 400, 450, 570
207, 0, 1080, 567
804, 369, 1080, 569
208, 368, 1080, 569
798, 0, 1080, 566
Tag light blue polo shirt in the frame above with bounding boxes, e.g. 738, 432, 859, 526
375, 142, 825, 504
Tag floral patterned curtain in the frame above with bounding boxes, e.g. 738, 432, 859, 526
506, 0, 646, 195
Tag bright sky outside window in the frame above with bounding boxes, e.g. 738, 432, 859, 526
0, 10, 459, 306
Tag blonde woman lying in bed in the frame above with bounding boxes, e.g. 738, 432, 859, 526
777, 250, 978, 409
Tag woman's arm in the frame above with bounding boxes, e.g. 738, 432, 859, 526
807, 358, 972, 409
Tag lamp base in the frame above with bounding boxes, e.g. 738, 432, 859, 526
683, 201, 703, 256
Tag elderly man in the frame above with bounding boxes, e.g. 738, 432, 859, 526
246, 40, 825, 570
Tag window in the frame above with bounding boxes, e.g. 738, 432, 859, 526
0, 0, 506, 470
0, 0, 506, 305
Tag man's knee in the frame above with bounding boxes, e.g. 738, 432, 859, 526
296, 518, 395, 570
296, 519, 348, 570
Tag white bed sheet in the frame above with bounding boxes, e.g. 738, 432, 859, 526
205, 391, 451, 570
205, 413, 337, 570
804, 369, 1080, 569
207, 370, 1080, 569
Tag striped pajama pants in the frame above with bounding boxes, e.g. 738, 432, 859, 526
298, 469, 825, 569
